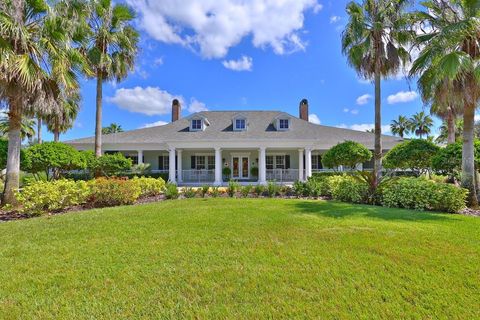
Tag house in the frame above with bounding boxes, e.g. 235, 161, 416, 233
66, 99, 403, 185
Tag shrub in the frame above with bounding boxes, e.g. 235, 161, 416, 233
131, 177, 165, 198
280, 185, 292, 197
93, 153, 133, 177
381, 177, 467, 213
293, 181, 307, 197
88, 178, 141, 207
305, 178, 323, 197
322, 141, 372, 170
324, 175, 346, 197
164, 183, 179, 200
431, 140, 480, 178
222, 167, 231, 180
266, 181, 280, 198
240, 185, 253, 197
250, 167, 259, 177
200, 185, 210, 198
183, 187, 196, 198
16, 179, 90, 216
254, 184, 266, 196
331, 176, 368, 204
383, 139, 440, 173
227, 180, 240, 197
210, 186, 220, 198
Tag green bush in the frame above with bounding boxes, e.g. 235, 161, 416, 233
331, 176, 368, 204
222, 167, 231, 180
210, 186, 220, 198
165, 183, 179, 200
250, 167, 259, 177
322, 141, 372, 170
382, 177, 467, 213
183, 187, 196, 198
254, 185, 266, 196
266, 181, 280, 198
200, 185, 210, 198
93, 153, 133, 177
305, 178, 323, 197
324, 175, 346, 197
383, 139, 439, 173
293, 181, 307, 197
431, 140, 480, 178
227, 180, 240, 197
88, 178, 141, 207
16, 179, 90, 216
241, 185, 253, 197
131, 177, 165, 198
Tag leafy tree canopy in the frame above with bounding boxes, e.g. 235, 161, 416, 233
383, 139, 439, 171
322, 141, 372, 169
92, 153, 132, 177
431, 140, 480, 177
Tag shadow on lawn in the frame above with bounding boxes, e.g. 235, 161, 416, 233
291, 201, 456, 222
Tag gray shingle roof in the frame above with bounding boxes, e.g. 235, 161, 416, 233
65, 111, 403, 149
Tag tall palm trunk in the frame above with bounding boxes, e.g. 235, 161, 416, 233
3, 96, 22, 205
53, 127, 60, 142
94, 72, 103, 157
462, 103, 478, 207
373, 71, 382, 187
37, 117, 42, 144
447, 109, 456, 144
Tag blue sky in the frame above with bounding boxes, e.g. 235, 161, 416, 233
59, 0, 437, 141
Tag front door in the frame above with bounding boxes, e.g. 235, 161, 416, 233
232, 156, 249, 179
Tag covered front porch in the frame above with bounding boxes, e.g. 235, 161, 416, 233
116, 147, 339, 185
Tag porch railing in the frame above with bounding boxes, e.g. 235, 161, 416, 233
266, 169, 300, 182
181, 170, 215, 183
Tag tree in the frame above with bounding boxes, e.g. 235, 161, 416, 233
342, 0, 412, 186
322, 141, 373, 170
411, 1, 480, 206
409, 111, 433, 139
102, 123, 124, 134
0, 117, 36, 141
383, 139, 440, 174
0, 0, 84, 204
92, 153, 132, 177
437, 118, 463, 144
85, 0, 139, 157
432, 140, 480, 179
44, 93, 80, 142
390, 115, 410, 138
23, 142, 86, 180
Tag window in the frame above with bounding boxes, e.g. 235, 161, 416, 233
312, 155, 323, 170
266, 156, 274, 170
235, 118, 246, 130
279, 119, 289, 130
191, 119, 202, 131
275, 155, 285, 169
207, 156, 215, 170
158, 156, 169, 171
196, 156, 206, 169
191, 155, 215, 170
266, 155, 290, 169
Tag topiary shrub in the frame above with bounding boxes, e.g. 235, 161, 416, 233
16, 179, 90, 216
381, 177, 467, 213
131, 177, 165, 198
383, 139, 440, 174
88, 178, 141, 207
92, 153, 133, 177
164, 183, 179, 200
324, 175, 346, 197
322, 141, 372, 170
331, 176, 369, 204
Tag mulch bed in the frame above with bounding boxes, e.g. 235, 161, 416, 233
459, 208, 480, 217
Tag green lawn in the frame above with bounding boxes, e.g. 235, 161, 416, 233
0, 199, 479, 319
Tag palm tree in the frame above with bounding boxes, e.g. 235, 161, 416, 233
0, 0, 84, 204
85, 0, 139, 157
0, 117, 36, 141
342, 0, 412, 186
410, 0, 480, 206
45, 93, 80, 142
102, 123, 124, 134
409, 111, 433, 139
437, 118, 463, 144
390, 115, 410, 138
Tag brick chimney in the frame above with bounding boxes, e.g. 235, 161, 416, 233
299, 99, 309, 121
172, 99, 181, 122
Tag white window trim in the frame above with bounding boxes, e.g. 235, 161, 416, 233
233, 117, 247, 131
190, 118, 203, 131
277, 119, 290, 131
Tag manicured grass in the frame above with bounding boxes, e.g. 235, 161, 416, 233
0, 199, 479, 319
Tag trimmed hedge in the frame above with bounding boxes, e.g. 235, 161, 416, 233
131, 177, 166, 197
88, 178, 141, 207
382, 177, 467, 213
331, 176, 368, 204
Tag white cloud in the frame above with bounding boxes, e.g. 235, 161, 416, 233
350, 109, 359, 115
128, 0, 322, 58
387, 91, 418, 104
309, 114, 321, 125
222, 56, 253, 71
188, 98, 208, 113
475, 114, 480, 122
154, 57, 164, 66
337, 123, 391, 134
356, 94, 372, 105
108, 87, 181, 116
141, 121, 169, 128
330, 16, 341, 23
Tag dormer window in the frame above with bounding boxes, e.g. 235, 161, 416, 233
235, 118, 246, 130
191, 119, 202, 131
279, 119, 290, 130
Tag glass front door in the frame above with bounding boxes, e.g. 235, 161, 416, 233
232, 156, 249, 179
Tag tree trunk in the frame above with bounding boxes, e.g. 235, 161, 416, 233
94, 73, 103, 158
447, 109, 456, 144
54, 129, 60, 142
37, 117, 42, 144
3, 96, 23, 206
373, 71, 382, 187
461, 103, 478, 207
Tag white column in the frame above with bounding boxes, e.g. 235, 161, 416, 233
168, 147, 176, 183
137, 150, 143, 165
177, 149, 183, 183
258, 147, 267, 185
298, 149, 304, 182
305, 148, 312, 179
214, 147, 222, 186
